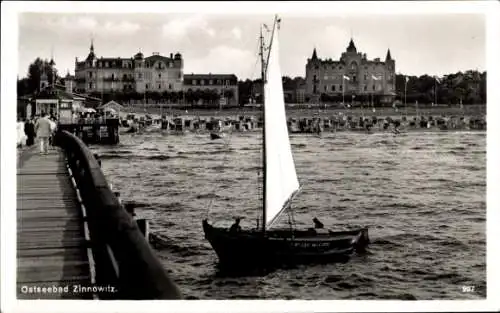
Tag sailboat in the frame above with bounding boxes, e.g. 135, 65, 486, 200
202, 16, 369, 269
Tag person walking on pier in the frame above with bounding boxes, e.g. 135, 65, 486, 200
17, 117, 27, 148
24, 118, 36, 146
35, 112, 52, 154
48, 116, 57, 149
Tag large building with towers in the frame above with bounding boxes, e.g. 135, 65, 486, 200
305, 39, 397, 105
73, 40, 184, 94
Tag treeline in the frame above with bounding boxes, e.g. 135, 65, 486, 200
237, 76, 306, 104
394, 71, 486, 105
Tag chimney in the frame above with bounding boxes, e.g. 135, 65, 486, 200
170, 53, 173, 59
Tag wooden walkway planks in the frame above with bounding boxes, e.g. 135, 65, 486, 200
17, 148, 93, 300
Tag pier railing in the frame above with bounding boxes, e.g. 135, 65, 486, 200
55, 130, 182, 300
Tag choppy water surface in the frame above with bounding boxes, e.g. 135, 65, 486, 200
91, 130, 486, 300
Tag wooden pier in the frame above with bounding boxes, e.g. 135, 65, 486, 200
15, 130, 182, 300
17, 147, 93, 299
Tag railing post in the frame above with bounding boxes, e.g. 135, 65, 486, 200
136, 219, 150, 242
94, 153, 101, 167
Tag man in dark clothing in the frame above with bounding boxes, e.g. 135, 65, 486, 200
24, 118, 36, 146
229, 217, 242, 233
313, 217, 324, 229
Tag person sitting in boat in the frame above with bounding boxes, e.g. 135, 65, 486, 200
229, 217, 242, 233
313, 217, 324, 229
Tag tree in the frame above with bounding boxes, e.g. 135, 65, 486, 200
26, 58, 58, 94
238, 79, 253, 106
17, 78, 30, 96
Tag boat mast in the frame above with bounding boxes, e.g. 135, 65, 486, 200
260, 23, 267, 233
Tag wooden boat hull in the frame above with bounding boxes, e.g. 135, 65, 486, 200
202, 219, 369, 269
210, 132, 224, 140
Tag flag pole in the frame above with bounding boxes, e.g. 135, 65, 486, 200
434, 78, 437, 106
370, 75, 373, 112
342, 78, 344, 107
404, 76, 407, 118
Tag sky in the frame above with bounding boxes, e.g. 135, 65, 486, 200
18, 12, 485, 80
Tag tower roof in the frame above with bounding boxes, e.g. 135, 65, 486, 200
346, 38, 357, 53
86, 38, 95, 61
134, 51, 144, 60
386, 48, 392, 60
311, 48, 318, 60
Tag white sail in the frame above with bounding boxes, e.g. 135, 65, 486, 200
264, 25, 300, 228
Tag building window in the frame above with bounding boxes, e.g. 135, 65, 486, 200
324, 85, 327, 91
169, 62, 173, 68
340, 85, 343, 91
364, 74, 367, 81
364, 85, 367, 91
158, 84, 161, 89
201, 80, 205, 85
332, 85, 335, 91
324, 75, 328, 80
89, 83, 93, 89
146, 84, 149, 89
372, 85, 375, 91
193, 80, 197, 85
315, 66, 319, 70
159, 73, 161, 78
226, 80, 230, 85
88, 72, 93, 78
353, 75, 357, 82
209, 79, 213, 85
169, 84, 172, 90
105, 62, 109, 67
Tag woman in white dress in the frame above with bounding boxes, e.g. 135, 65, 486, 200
17, 118, 27, 148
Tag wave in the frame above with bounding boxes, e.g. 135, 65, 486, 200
178, 150, 234, 156
147, 155, 172, 160
461, 165, 484, 172
151, 235, 204, 258
383, 203, 420, 210
98, 153, 188, 161
371, 238, 406, 248
196, 193, 224, 200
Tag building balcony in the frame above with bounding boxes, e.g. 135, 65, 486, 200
103, 77, 120, 82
